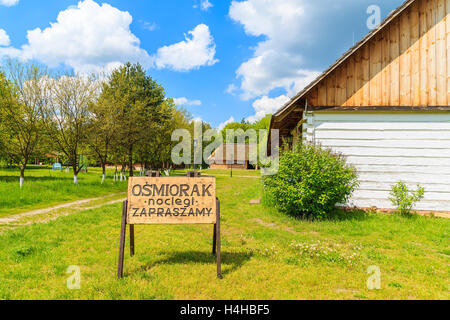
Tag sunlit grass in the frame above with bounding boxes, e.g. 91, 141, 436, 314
0, 166, 127, 217
0, 169, 448, 299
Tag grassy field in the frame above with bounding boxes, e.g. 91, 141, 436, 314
0, 169, 448, 300
0, 166, 128, 217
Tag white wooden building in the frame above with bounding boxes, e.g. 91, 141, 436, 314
270, 0, 450, 211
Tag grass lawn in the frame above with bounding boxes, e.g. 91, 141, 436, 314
201, 168, 261, 177
0, 169, 448, 299
0, 166, 128, 217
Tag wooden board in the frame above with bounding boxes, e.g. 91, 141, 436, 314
400, 7, 412, 105
427, 0, 438, 105
304, 111, 450, 211
370, 32, 383, 106
436, 0, 447, 105
410, 0, 421, 106
301, 0, 449, 108
127, 177, 217, 225
390, 17, 401, 105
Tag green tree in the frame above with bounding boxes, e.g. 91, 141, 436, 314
87, 98, 118, 183
40, 74, 99, 184
189, 119, 212, 169
217, 115, 272, 168
135, 99, 173, 171
252, 114, 272, 168
0, 71, 9, 163
220, 122, 252, 143
252, 114, 272, 132
0, 61, 47, 188
99, 63, 166, 177
163, 105, 193, 170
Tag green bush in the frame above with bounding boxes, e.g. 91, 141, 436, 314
389, 181, 425, 215
263, 143, 359, 219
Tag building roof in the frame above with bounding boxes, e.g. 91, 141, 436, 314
273, 0, 417, 119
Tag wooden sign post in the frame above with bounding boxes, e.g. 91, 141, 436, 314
117, 176, 222, 279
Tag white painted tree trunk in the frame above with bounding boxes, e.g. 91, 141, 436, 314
20, 177, 24, 188
102, 174, 105, 184
74, 175, 78, 184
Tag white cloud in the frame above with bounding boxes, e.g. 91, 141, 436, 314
200, 0, 213, 11
246, 95, 290, 123
141, 21, 158, 31
0, 1, 219, 74
0, 0, 151, 74
0, 29, 11, 46
225, 83, 238, 95
193, 0, 213, 11
154, 24, 218, 72
0, 0, 19, 7
229, 0, 320, 100
173, 97, 202, 106
218, 116, 235, 130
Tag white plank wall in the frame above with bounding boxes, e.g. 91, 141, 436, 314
303, 112, 450, 211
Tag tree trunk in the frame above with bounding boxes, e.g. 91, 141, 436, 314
20, 165, 25, 188
128, 145, 134, 177
73, 164, 78, 184
102, 164, 106, 184
120, 164, 125, 181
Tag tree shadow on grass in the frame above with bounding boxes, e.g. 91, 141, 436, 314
135, 251, 253, 277
0, 175, 73, 183
285, 208, 371, 222
323, 208, 372, 222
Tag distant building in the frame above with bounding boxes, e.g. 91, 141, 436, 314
208, 144, 257, 170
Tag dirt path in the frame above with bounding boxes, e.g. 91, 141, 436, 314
252, 218, 298, 234
0, 193, 126, 225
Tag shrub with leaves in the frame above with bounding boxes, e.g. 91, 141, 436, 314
389, 181, 425, 215
263, 143, 359, 219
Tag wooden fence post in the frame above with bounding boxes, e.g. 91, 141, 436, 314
130, 224, 135, 257
216, 198, 222, 279
117, 200, 128, 279
212, 224, 217, 255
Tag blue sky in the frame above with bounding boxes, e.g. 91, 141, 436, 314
0, 0, 405, 128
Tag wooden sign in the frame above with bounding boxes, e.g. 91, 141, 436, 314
117, 175, 222, 279
127, 177, 216, 225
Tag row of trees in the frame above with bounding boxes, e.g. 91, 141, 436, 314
220, 115, 272, 143
0, 60, 193, 187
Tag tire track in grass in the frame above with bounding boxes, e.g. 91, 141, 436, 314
0, 193, 126, 226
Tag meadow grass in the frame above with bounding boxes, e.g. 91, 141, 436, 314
0, 170, 448, 300
202, 168, 261, 177
0, 166, 128, 217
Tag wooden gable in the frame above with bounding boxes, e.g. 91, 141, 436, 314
304, 0, 449, 108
